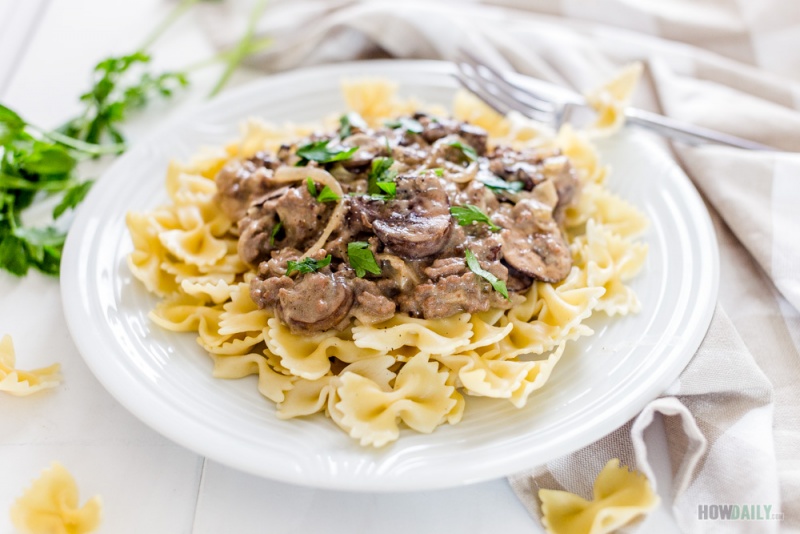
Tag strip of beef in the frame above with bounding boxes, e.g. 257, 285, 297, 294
501, 196, 572, 283
214, 153, 281, 222
237, 185, 333, 267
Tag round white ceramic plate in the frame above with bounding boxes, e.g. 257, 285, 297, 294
61, 60, 718, 492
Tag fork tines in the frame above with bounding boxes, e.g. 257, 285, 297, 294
453, 50, 557, 125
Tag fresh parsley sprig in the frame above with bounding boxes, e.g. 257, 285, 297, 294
0, 105, 117, 276
347, 241, 381, 278
286, 254, 332, 276
61, 52, 189, 146
450, 204, 501, 232
465, 249, 509, 300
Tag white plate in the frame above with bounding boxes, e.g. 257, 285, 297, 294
61, 60, 718, 492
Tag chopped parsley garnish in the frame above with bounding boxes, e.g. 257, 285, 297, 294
295, 140, 357, 166
316, 185, 340, 203
450, 204, 501, 232
447, 140, 478, 162
269, 221, 283, 246
432, 168, 444, 177
385, 117, 423, 134
375, 181, 396, 197
366, 156, 397, 198
465, 249, 509, 300
347, 241, 381, 278
478, 173, 525, 193
338, 112, 367, 138
306, 177, 340, 203
286, 254, 332, 276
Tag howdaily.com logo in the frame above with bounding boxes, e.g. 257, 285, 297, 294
698, 504, 783, 521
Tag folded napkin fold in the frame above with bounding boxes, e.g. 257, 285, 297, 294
199, 1, 800, 531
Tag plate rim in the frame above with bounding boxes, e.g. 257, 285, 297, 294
61, 59, 719, 491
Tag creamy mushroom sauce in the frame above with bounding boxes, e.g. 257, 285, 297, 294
214, 113, 579, 334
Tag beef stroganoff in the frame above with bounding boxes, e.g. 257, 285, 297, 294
126, 80, 648, 447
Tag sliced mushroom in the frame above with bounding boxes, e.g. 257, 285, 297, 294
339, 133, 389, 171
501, 198, 572, 283
350, 175, 453, 259
277, 273, 354, 333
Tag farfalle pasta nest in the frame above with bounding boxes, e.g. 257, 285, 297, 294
126, 79, 648, 447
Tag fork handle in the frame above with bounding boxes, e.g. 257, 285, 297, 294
624, 108, 776, 151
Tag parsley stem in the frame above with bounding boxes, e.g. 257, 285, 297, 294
209, 0, 269, 97
30, 127, 126, 157
184, 36, 274, 73
139, 0, 202, 53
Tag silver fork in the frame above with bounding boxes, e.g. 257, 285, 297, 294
454, 51, 776, 151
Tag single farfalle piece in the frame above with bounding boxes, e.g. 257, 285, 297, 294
0, 335, 61, 396
10, 462, 102, 534
540, 458, 659, 534
585, 63, 643, 136
336, 353, 459, 447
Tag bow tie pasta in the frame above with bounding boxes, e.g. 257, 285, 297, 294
540, 458, 659, 534
0, 335, 61, 396
10, 462, 102, 534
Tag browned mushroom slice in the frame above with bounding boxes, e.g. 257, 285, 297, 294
501, 198, 572, 283
338, 133, 389, 171
351, 175, 453, 259
277, 273, 354, 333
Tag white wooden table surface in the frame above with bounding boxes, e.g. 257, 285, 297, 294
0, 1, 680, 532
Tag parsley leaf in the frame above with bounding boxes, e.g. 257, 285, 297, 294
450, 204, 501, 232
53, 180, 94, 219
0, 234, 29, 276
18, 143, 77, 175
478, 173, 524, 193
367, 157, 397, 197
306, 178, 340, 203
347, 241, 381, 278
339, 112, 367, 138
316, 185, 340, 203
465, 249, 509, 300
385, 117, 423, 134
295, 140, 357, 166
286, 254, 332, 276
269, 221, 283, 246
447, 140, 478, 162
0, 104, 25, 145
375, 182, 396, 197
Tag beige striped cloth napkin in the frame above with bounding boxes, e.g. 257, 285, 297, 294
199, 1, 800, 531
